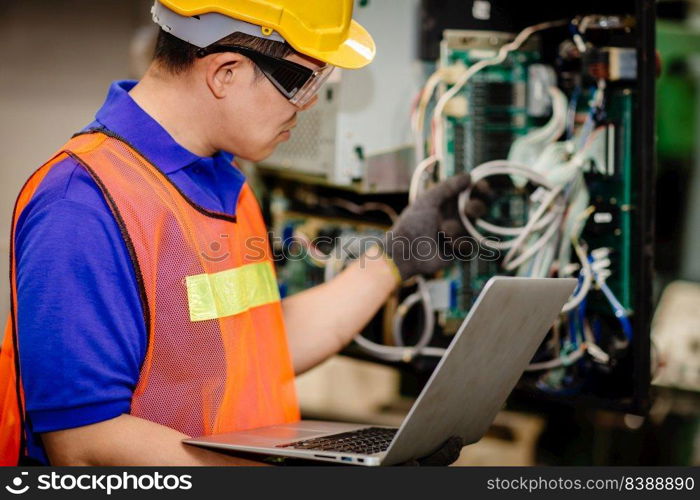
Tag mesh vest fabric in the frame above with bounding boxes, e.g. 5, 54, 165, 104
0, 131, 299, 465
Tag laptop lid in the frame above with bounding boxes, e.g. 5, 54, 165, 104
381, 277, 576, 465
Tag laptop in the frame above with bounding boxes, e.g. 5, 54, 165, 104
184, 276, 577, 466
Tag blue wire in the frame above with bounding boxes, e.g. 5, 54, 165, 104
578, 295, 587, 342
588, 256, 634, 341
600, 282, 633, 341
566, 274, 585, 347
593, 318, 602, 344
567, 310, 578, 347
566, 86, 581, 139
526, 251, 536, 276
576, 86, 599, 150
536, 382, 581, 396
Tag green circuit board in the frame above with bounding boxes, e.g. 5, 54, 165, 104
441, 45, 636, 341
584, 89, 635, 312
442, 37, 540, 177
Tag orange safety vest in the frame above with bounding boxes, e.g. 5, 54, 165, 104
0, 131, 299, 465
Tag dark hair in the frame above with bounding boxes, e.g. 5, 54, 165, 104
153, 30, 296, 75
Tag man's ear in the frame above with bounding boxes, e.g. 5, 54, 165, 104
204, 53, 245, 99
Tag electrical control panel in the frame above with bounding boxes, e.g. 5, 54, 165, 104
256, 0, 655, 413
436, 21, 643, 406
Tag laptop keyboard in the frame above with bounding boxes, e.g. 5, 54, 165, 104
276, 427, 398, 455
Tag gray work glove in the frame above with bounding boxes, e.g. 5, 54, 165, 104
401, 436, 464, 466
383, 173, 492, 281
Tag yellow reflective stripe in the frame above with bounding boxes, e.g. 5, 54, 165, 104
185, 261, 280, 322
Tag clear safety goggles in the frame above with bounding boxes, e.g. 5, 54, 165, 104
197, 45, 335, 108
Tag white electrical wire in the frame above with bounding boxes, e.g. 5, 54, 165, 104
583, 319, 610, 364
412, 69, 444, 162
555, 175, 589, 268
355, 276, 441, 361
529, 239, 548, 277
503, 209, 563, 271
321, 235, 440, 362
525, 345, 586, 371
533, 238, 557, 278
366, 19, 573, 365
521, 210, 599, 371
560, 206, 596, 313
407, 19, 568, 204
508, 86, 570, 177
500, 185, 564, 270
576, 79, 606, 150
457, 160, 566, 253
392, 291, 423, 346
560, 243, 592, 313
353, 333, 447, 362
391, 276, 435, 351
409, 155, 439, 204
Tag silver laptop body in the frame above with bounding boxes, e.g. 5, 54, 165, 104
184, 277, 577, 466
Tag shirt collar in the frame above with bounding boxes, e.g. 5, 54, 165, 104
94, 80, 207, 174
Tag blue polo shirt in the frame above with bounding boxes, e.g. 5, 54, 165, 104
15, 80, 247, 464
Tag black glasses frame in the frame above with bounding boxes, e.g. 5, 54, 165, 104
196, 44, 314, 101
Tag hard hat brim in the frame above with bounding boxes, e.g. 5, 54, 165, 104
298, 20, 376, 70
156, 0, 376, 70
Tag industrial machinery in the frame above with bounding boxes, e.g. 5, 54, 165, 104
256, 0, 655, 414
258, 0, 424, 192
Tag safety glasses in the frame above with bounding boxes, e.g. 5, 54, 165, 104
197, 44, 335, 108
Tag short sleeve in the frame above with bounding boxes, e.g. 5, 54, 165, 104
15, 162, 147, 434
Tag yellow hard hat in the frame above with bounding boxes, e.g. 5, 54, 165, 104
156, 0, 376, 69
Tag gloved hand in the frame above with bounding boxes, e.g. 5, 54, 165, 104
383, 173, 492, 281
401, 436, 464, 466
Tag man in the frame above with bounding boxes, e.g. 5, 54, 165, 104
0, 0, 487, 466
